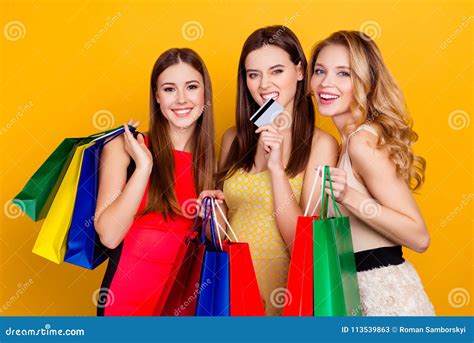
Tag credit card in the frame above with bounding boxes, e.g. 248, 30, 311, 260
249, 98, 284, 127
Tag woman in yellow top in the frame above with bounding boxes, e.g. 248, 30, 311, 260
201, 26, 338, 316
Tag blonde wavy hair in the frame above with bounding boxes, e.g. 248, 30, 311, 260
309, 30, 426, 191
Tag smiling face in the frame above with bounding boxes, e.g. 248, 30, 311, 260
310, 44, 353, 118
244, 44, 303, 113
155, 61, 205, 130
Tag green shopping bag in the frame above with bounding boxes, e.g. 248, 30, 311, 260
13, 126, 126, 221
313, 165, 362, 316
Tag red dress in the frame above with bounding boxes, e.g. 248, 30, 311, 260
97, 145, 196, 316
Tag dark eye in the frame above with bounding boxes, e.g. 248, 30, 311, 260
314, 68, 325, 75
247, 72, 259, 79
272, 69, 284, 74
338, 71, 350, 77
187, 84, 199, 90
163, 87, 175, 92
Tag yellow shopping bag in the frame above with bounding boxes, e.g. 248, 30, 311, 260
32, 142, 95, 263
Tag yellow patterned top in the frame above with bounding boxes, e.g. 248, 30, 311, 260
223, 169, 303, 315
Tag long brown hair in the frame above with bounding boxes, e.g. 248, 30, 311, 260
141, 48, 215, 219
216, 26, 315, 186
309, 31, 426, 190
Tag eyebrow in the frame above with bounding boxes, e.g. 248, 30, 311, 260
314, 63, 350, 69
160, 80, 201, 86
246, 64, 286, 72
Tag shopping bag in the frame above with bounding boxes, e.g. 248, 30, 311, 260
212, 200, 264, 316
154, 203, 207, 316
196, 197, 230, 316
313, 166, 361, 316
283, 166, 323, 316
13, 126, 123, 221
32, 141, 94, 263
64, 127, 134, 269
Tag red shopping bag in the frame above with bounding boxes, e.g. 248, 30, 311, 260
211, 199, 264, 316
282, 215, 318, 316
154, 229, 205, 316
283, 165, 323, 316
222, 241, 265, 316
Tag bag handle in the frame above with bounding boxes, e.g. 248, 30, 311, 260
92, 125, 136, 143
188, 196, 210, 242
211, 199, 239, 243
319, 166, 343, 219
200, 196, 222, 250
304, 165, 323, 217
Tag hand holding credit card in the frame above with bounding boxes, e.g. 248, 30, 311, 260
249, 98, 284, 127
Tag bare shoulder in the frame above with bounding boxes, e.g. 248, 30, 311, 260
303, 127, 339, 173
348, 127, 394, 175
312, 127, 338, 149
221, 126, 237, 148
218, 126, 237, 168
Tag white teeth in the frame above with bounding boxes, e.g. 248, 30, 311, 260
174, 109, 191, 115
320, 93, 339, 100
262, 92, 279, 100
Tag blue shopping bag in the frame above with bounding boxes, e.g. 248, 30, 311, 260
64, 126, 135, 269
196, 197, 230, 316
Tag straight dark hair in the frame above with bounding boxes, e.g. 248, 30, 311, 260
216, 26, 315, 186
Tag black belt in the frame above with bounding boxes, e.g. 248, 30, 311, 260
355, 245, 405, 272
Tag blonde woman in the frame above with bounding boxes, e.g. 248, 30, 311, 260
309, 31, 435, 316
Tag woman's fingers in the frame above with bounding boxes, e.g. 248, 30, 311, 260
255, 125, 279, 135
327, 175, 346, 184
136, 133, 145, 145
328, 167, 346, 176
199, 190, 225, 201
260, 131, 283, 139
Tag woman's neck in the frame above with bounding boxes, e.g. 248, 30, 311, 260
332, 111, 355, 139
168, 124, 195, 152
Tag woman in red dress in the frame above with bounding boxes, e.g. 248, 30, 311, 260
94, 48, 216, 316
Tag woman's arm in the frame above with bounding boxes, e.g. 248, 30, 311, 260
196, 127, 236, 236
265, 128, 338, 253
94, 124, 152, 249
328, 130, 430, 253
299, 128, 339, 217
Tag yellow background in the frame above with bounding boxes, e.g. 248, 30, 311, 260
0, 0, 472, 316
